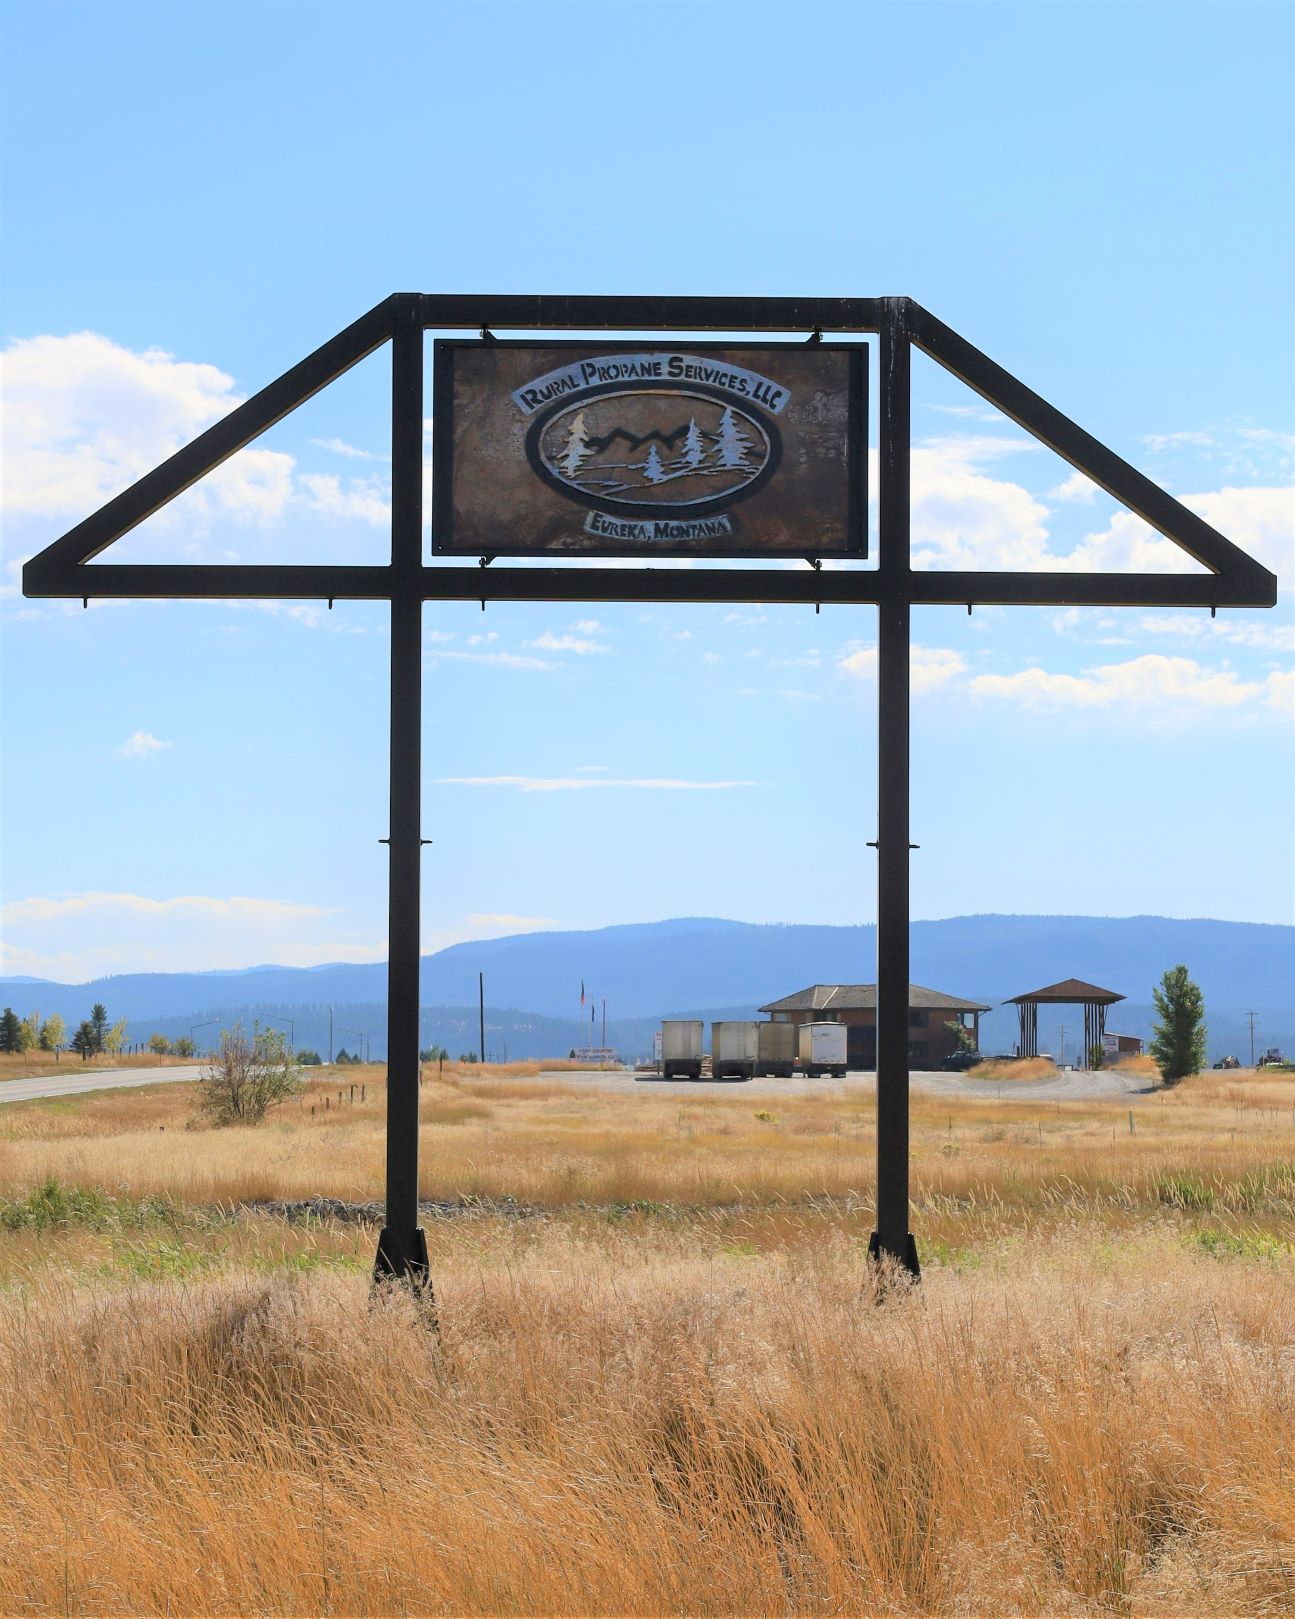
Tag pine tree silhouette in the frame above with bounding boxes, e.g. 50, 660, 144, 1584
677, 417, 706, 471
713, 406, 755, 469
641, 443, 668, 484
558, 410, 592, 479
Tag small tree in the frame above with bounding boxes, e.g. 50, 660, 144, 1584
678, 417, 705, 471
295, 1049, 323, 1066
0, 1008, 23, 1053
20, 1011, 41, 1051
148, 1033, 173, 1055
1149, 964, 1207, 1085
72, 1021, 97, 1060
172, 1036, 196, 1058
944, 1017, 977, 1055
558, 409, 592, 479
104, 1018, 128, 1056
90, 1003, 109, 1054
39, 1014, 66, 1053
641, 443, 668, 484
197, 1023, 303, 1126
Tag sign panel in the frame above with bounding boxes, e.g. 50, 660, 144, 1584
433, 341, 866, 557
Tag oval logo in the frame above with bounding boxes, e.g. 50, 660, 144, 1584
526, 387, 780, 519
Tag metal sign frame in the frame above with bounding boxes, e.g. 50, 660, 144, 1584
23, 294, 1278, 1286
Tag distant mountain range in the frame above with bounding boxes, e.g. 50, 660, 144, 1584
3, 915, 1291, 1064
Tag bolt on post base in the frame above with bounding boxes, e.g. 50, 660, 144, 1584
374, 1225, 432, 1292
868, 1230, 921, 1280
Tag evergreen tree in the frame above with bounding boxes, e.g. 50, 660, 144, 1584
713, 405, 755, 469
678, 417, 705, 471
641, 443, 668, 483
90, 1003, 109, 1054
72, 1021, 97, 1060
558, 409, 592, 479
1149, 963, 1207, 1084
0, 1007, 22, 1053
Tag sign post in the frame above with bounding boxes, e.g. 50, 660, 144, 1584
22, 294, 1277, 1288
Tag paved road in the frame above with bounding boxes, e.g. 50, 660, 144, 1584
0, 1065, 204, 1105
535, 1066, 1157, 1101
0, 1062, 1155, 1109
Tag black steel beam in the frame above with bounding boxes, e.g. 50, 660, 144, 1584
23, 563, 1275, 609
373, 299, 430, 1292
910, 301, 1276, 593
29, 298, 397, 572
871, 305, 920, 1279
410, 292, 887, 333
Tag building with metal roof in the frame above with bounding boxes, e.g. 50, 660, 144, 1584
758, 983, 990, 1070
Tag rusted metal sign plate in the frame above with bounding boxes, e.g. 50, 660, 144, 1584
432, 341, 866, 557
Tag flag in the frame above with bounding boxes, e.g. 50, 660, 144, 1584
580, 979, 585, 1006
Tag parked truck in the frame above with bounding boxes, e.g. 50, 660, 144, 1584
756, 1020, 796, 1078
711, 1020, 758, 1081
661, 1019, 703, 1080
797, 1021, 848, 1078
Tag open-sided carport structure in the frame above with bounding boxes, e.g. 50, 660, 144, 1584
1006, 978, 1126, 1068
22, 293, 1277, 1285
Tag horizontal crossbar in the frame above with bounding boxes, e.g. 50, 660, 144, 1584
21, 561, 1276, 609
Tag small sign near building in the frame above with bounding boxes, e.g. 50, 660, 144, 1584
433, 342, 866, 557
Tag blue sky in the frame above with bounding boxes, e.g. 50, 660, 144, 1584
2, 0, 1292, 983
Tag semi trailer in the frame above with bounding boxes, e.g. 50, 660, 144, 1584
797, 1021, 848, 1078
661, 1019, 703, 1080
756, 1020, 796, 1078
711, 1020, 758, 1081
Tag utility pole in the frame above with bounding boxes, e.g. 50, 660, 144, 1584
479, 971, 485, 1066
1246, 1009, 1258, 1068
1058, 1022, 1067, 1068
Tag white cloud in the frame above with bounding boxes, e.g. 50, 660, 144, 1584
916, 433, 1042, 466
923, 403, 1007, 425
530, 629, 609, 655
969, 653, 1287, 713
0, 891, 381, 981
311, 437, 389, 462
838, 643, 967, 694
435, 775, 756, 792
427, 648, 553, 670
703, 651, 722, 665
1060, 486, 1294, 589
0, 332, 393, 560
909, 447, 1053, 571
298, 472, 391, 526
571, 619, 604, 635
1137, 614, 1295, 655
2, 332, 247, 518
1049, 471, 1100, 504
1266, 669, 1295, 716
117, 729, 172, 757
1142, 430, 1216, 453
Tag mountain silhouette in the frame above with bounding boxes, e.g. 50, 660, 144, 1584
583, 422, 694, 456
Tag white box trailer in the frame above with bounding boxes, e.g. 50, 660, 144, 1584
711, 1020, 758, 1081
661, 1019, 703, 1080
756, 1021, 796, 1078
797, 1021, 848, 1078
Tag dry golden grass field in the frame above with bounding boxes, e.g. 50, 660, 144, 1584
1, 1060, 1293, 1616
